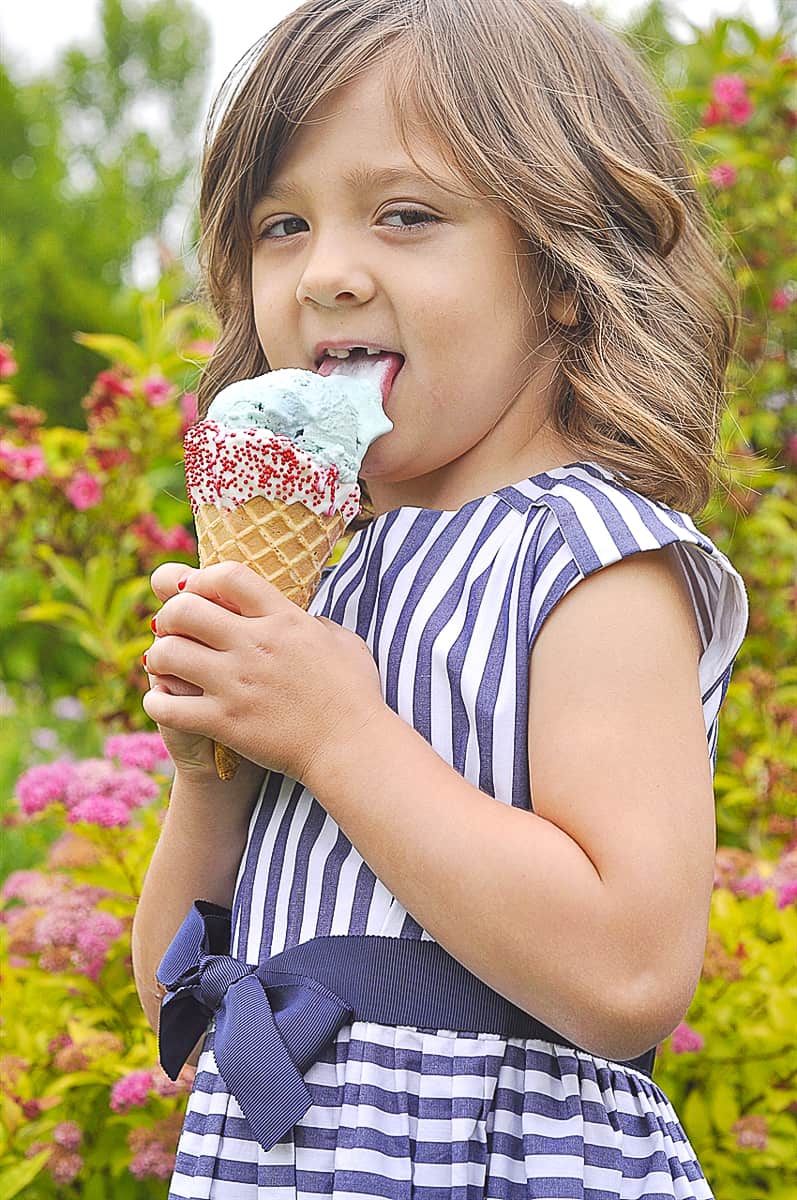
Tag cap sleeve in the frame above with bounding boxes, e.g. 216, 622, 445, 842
526, 473, 749, 749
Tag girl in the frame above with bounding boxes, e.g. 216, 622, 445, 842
132, 1, 750, 1196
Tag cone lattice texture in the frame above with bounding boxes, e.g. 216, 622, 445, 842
194, 496, 346, 780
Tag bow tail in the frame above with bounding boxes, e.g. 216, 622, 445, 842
158, 992, 214, 1081
213, 973, 314, 1152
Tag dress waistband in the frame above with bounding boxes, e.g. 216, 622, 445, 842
157, 900, 657, 1154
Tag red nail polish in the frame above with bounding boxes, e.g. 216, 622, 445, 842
142, 652, 148, 668
177, 578, 187, 591
150, 616, 157, 634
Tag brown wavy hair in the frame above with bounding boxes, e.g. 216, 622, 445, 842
193, 0, 740, 526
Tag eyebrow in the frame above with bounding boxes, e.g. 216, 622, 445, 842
261, 164, 449, 203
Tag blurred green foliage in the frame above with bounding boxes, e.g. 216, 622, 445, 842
0, 0, 209, 424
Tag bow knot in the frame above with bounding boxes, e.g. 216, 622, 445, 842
191, 953, 257, 1011
156, 901, 353, 1153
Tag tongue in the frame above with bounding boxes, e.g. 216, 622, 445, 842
318, 350, 404, 406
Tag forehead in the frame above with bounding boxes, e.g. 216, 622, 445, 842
264, 65, 478, 203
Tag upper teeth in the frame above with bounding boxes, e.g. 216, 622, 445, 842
325, 347, 385, 358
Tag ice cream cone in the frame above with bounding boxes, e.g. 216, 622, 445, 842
193, 495, 346, 780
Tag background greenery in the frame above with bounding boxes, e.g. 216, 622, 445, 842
0, 0, 795, 1195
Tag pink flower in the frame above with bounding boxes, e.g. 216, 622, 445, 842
0, 343, 18, 377
143, 375, 175, 407
110, 1069, 154, 1112
52, 1121, 83, 1150
670, 1022, 704, 1053
104, 732, 171, 772
181, 391, 199, 428
732, 1114, 768, 1150
777, 879, 797, 908
1, 869, 54, 904
129, 1144, 176, 1179
131, 511, 195, 556
772, 288, 793, 311
704, 75, 755, 127
73, 911, 124, 978
728, 97, 754, 124
65, 470, 103, 510
68, 794, 132, 827
708, 163, 737, 188
0, 440, 47, 481
15, 759, 77, 816
61, 757, 159, 815
52, 696, 85, 720
733, 873, 765, 897
712, 74, 748, 106
48, 1149, 83, 1186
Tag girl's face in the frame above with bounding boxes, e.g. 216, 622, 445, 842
250, 64, 576, 515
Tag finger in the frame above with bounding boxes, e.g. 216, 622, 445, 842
149, 674, 203, 698
155, 592, 242, 651
181, 560, 298, 619
145, 635, 219, 692
150, 563, 199, 604
142, 687, 214, 736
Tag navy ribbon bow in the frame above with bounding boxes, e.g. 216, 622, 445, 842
157, 901, 353, 1152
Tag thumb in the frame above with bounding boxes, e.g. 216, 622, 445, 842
180, 560, 297, 618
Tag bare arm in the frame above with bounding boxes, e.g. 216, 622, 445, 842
304, 547, 713, 1064
131, 760, 266, 1044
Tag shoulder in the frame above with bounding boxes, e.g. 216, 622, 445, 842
517, 464, 749, 704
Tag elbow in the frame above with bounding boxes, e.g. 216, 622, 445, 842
581, 970, 696, 1064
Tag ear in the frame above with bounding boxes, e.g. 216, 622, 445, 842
549, 289, 580, 327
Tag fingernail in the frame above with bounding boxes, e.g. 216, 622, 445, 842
177, 577, 187, 591
150, 616, 157, 634
142, 653, 148, 668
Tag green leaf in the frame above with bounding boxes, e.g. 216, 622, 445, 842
709, 1079, 740, 1131
0, 1150, 52, 1200
18, 601, 92, 627
33, 545, 86, 601
85, 554, 114, 615
74, 331, 148, 373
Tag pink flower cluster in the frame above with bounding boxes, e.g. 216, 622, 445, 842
127, 1112, 186, 1180
110, 1068, 157, 1112
0, 342, 18, 377
708, 163, 737, 189
703, 74, 755, 126
2, 871, 122, 980
104, 730, 171, 772
81, 369, 135, 427
15, 754, 159, 826
64, 470, 103, 510
669, 1021, 705, 1054
110, 1064, 193, 1112
713, 845, 797, 909
142, 375, 175, 407
131, 512, 196, 556
0, 439, 46, 481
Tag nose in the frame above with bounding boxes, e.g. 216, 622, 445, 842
295, 233, 376, 308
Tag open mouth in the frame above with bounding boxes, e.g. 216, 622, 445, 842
316, 350, 405, 407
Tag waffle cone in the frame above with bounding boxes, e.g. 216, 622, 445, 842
193, 495, 346, 780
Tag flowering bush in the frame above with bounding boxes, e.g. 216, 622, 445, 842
0, 292, 212, 726
654, 848, 797, 1196
0, 733, 197, 1197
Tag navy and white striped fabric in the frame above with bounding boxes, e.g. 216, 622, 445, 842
168, 460, 749, 1199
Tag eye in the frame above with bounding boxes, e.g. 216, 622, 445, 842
255, 207, 441, 241
257, 216, 307, 240
379, 207, 441, 233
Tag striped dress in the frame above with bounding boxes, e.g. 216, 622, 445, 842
168, 459, 749, 1200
